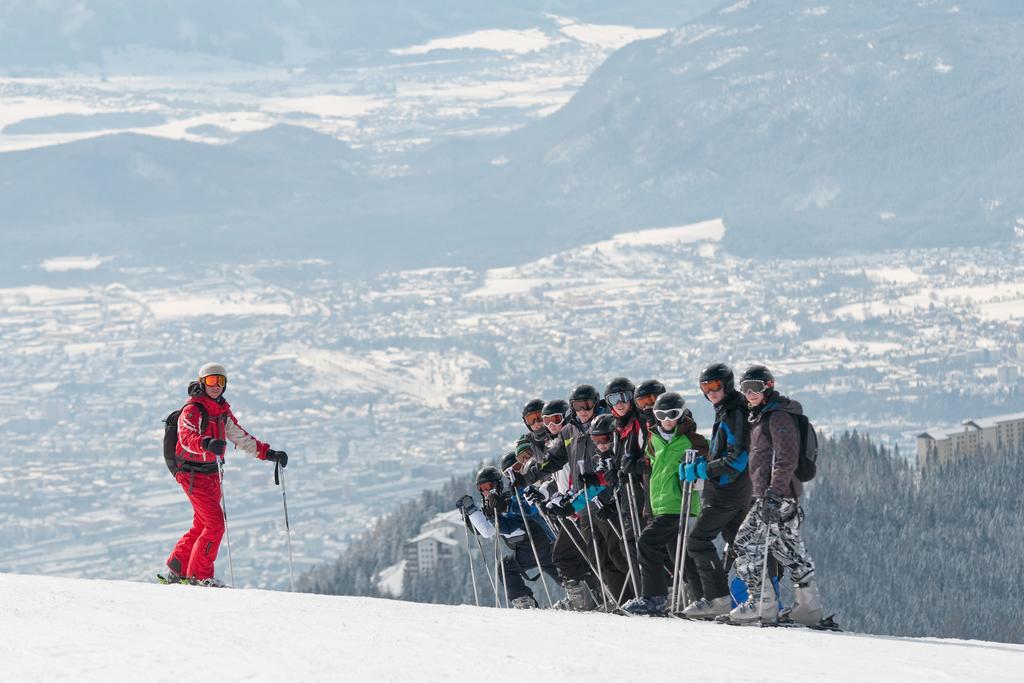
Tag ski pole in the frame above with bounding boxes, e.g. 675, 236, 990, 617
493, 506, 509, 607
275, 462, 295, 592
217, 458, 236, 588
625, 473, 645, 570
460, 509, 481, 607
508, 476, 554, 608
757, 449, 779, 625
671, 451, 697, 612
473, 532, 498, 596
670, 450, 694, 613
581, 480, 612, 609
614, 485, 641, 598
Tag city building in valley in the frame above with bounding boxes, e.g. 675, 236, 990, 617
917, 412, 1024, 467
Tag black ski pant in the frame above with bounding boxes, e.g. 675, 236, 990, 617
637, 514, 699, 600
686, 500, 750, 601
590, 508, 633, 602
502, 534, 558, 602
552, 516, 592, 582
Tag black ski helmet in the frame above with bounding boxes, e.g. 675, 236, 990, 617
739, 364, 775, 394
570, 384, 600, 403
476, 466, 504, 493
604, 377, 635, 396
635, 379, 666, 400
740, 364, 774, 384
543, 398, 570, 420
699, 362, 735, 395
590, 413, 616, 437
499, 451, 517, 473
522, 397, 546, 430
653, 392, 686, 412
522, 398, 545, 418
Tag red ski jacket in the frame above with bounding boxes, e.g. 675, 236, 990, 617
176, 393, 270, 469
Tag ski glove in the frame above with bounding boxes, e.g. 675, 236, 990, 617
620, 454, 641, 477
201, 437, 227, 457
760, 491, 783, 523
681, 458, 708, 483
545, 496, 575, 518
578, 471, 601, 488
593, 496, 617, 521
523, 486, 546, 506
266, 449, 288, 468
456, 495, 477, 514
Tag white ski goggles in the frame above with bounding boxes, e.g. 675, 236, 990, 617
653, 408, 684, 422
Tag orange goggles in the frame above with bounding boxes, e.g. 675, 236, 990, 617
202, 374, 227, 387
700, 379, 724, 393
635, 394, 658, 409
523, 411, 544, 427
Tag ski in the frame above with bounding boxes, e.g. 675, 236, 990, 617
156, 574, 231, 588
713, 613, 842, 631
156, 573, 187, 585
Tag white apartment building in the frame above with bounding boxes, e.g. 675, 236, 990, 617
917, 411, 1024, 467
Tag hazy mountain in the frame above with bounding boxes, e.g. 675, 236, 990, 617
454, 0, 1024, 256
4, 0, 1022, 270
0, 1, 720, 70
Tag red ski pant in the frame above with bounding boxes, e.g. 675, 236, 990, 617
167, 471, 225, 580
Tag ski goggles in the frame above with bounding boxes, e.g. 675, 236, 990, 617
571, 399, 596, 412
635, 394, 658, 409
653, 408, 685, 422
478, 481, 499, 493
590, 433, 612, 445
201, 374, 227, 387
739, 379, 768, 395
542, 413, 566, 426
700, 378, 724, 393
605, 391, 633, 406
523, 410, 544, 427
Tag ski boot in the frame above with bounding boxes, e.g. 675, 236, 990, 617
158, 560, 188, 585
565, 579, 597, 611
553, 579, 596, 611
785, 577, 823, 626
727, 586, 778, 624
682, 595, 732, 619
157, 565, 188, 585
621, 595, 669, 617
191, 577, 229, 588
511, 595, 538, 609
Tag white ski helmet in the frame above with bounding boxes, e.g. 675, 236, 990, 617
198, 362, 227, 380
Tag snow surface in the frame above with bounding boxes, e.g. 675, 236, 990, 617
467, 219, 725, 299
391, 28, 554, 56
3, 573, 1022, 682
39, 255, 107, 272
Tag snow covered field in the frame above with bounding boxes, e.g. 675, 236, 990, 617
3, 573, 1021, 682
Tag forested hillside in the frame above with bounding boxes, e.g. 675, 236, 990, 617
299, 434, 1024, 643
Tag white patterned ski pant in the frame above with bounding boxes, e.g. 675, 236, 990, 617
733, 497, 815, 599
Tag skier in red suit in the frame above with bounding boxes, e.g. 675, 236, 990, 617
165, 362, 287, 586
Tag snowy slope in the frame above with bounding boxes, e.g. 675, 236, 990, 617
3, 573, 1021, 682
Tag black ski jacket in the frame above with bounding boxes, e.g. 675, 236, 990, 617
704, 391, 753, 503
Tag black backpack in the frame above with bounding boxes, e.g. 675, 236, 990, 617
792, 413, 819, 482
163, 402, 210, 475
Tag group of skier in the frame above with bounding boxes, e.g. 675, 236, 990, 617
457, 363, 830, 627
